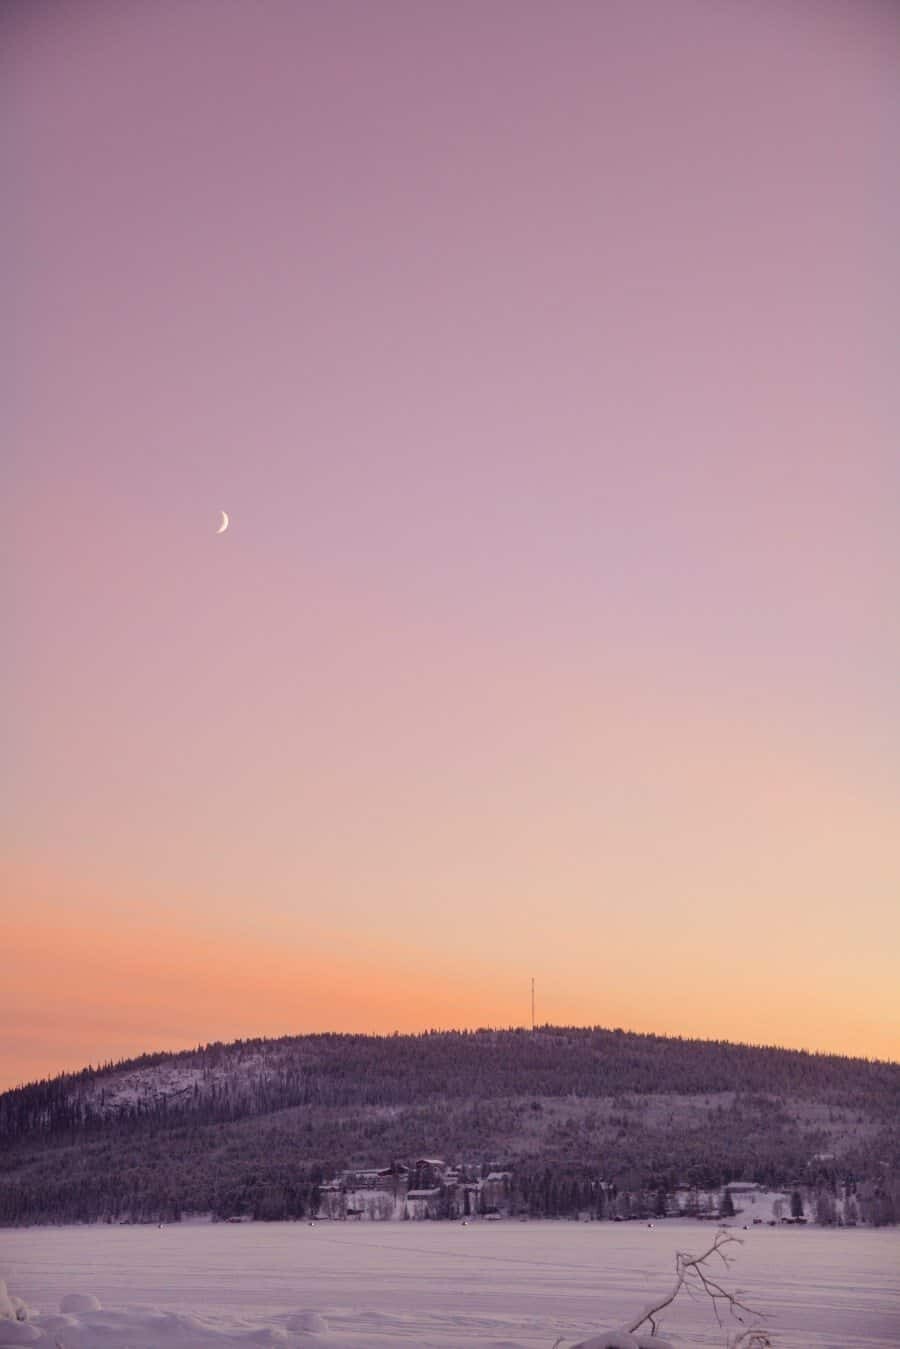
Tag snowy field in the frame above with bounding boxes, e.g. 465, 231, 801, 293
1, 1219, 898, 1348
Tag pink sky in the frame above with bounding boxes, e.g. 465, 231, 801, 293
5, 0, 899, 1088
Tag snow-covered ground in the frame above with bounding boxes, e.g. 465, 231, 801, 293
1, 1219, 898, 1348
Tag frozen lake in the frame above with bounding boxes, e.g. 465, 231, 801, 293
1, 1219, 898, 1348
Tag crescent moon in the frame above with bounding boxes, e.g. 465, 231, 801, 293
216, 511, 229, 535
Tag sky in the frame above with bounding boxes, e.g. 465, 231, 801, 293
4, 0, 899, 1090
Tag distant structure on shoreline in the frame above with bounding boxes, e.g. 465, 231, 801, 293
311, 1159, 856, 1227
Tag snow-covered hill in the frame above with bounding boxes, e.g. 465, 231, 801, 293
1, 1029, 896, 1229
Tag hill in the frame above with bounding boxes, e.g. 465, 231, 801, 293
1, 1026, 898, 1225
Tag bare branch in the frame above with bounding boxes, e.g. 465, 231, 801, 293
621, 1230, 736, 1334
622, 1229, 766, 1339
567, 1227, 773, 1349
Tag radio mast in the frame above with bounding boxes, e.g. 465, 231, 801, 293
531, 976, 535, 1033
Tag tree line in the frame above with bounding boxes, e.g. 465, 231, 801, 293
2, 1026, 898, 1142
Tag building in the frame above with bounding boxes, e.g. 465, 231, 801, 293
405, 1187, 443, 1220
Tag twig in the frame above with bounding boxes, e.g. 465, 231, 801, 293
625, 1229, 768, 1340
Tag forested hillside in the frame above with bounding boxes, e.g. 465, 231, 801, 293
1, 1027, 897, 1225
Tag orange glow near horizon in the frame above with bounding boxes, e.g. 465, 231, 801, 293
4, 855, 898, 1091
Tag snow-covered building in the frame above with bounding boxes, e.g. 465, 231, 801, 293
405, 1187, 443, 1220
318, 1157, 505, 1221
341, 1163, 409, 1196
412, 1158, 448, 1188
480, 1171, 513, 1213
